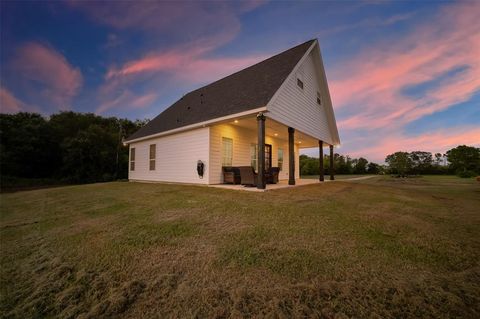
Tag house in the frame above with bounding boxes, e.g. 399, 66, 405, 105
124, 39, 340, 189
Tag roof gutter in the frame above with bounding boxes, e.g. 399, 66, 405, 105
124, 106, 267, 144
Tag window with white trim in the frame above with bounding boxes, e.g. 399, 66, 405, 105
130, 147, 135, 171
250, 144, 258, 172
149, 144, 156, 170
278, 148, 284, 171
222, 137, 233, 166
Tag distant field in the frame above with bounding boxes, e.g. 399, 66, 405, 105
302, 174, 368, 180
1, 176, 479, 318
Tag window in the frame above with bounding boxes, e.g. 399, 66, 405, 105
130, 147, 135, 171
250, 144, 258, 172
317, 91, 322, 105
149, 144, 156, 170
278, 148, 284, 171
297, 78, 304, 89
265, 144, 272, 171
251, 144, 272, 172
222, 137, 233, 166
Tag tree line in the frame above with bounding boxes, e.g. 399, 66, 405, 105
1, 112, 478, 190
300, 154, 379, 176
300, 146, 480, 178
0, 112, 147, 187
386, 147, 480, 177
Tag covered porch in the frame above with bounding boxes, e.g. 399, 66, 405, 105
210, 111, 335, 189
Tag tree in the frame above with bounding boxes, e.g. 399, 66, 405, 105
0, 113, 56, 178
334, 154, 354, 174
446, 145, 480, 177
61, 125, 116, 182
0, 111, 147, 184
354, 157, 368, 174
322, 155, 329, 175
385, 152, 412, 177
367, 162, 381, 174
300, 154, 373, 176
409, 151, 433, 175
300, 155, 319, 176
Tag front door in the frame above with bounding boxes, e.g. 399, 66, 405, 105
265, 144, 272, 171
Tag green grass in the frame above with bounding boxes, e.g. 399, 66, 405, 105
1, 176, 479, 318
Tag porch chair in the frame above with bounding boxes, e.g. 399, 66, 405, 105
222, 166, 241, 184
238, 166, 257, 187
267, 167, 280, 184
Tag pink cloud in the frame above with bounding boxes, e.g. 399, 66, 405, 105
106, 51, 185, 79
75, 1, 268, 114
0, 87, 40, 114
131, 93, 157, 109
106, 47, 267, 84
0, 88, 24, 113
10, 42, 82, 110
69, 1, 257, 54
96, 90, 157, 114
97, 41, 268, 115
347, 126, 480, 162
320, 1, 480, 163
96, 46, 265, 114
330, 1, 480, 131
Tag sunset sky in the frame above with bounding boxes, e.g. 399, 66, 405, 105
1, 1, 479, 163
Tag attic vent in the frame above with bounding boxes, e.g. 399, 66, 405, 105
316, 91, 322, 105
297, 78, 304, 90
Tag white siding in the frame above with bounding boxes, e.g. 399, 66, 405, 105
267, 47, 335, 145
209, 123, 299, 184
128, 127, 210, 184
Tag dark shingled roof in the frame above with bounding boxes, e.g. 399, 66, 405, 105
126, 39, 315, 141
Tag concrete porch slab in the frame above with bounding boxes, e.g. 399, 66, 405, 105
208, 178, 326, 192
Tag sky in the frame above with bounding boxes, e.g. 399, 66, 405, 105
1, 0, 479, 163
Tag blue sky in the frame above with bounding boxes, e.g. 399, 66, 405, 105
1, 1, 479, 162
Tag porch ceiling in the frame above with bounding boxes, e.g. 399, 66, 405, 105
222, 115, 320, 149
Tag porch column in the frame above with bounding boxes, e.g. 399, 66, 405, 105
288, 127, 295, 185
319, 140, 324, 181
257, 112, 266, 189
329, 144, 335, 180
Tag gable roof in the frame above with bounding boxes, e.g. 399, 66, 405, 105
125, 39, 316, 142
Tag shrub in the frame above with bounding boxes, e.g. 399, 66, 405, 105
457, 170, 476, 178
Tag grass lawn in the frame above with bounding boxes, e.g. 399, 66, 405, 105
1, 176, 479, 318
